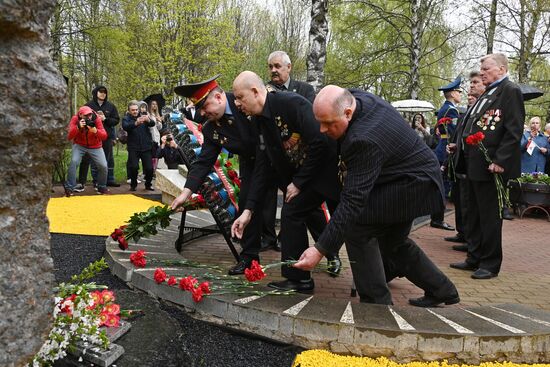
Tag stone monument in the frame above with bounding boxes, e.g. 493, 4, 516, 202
0, 1, 68, 365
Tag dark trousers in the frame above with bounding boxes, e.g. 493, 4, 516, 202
261, 182, 279, 245
280, 188, 337, 281
236, 161, 261, 262
79, 139, 115, 184
127, 149, 153, 188
345, 221, 457, 304
465, 179, 503, 274
451, 177, 470, 238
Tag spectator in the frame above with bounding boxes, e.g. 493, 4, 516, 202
148, 100, 163, 173
122, 100, 156, 191
520, 116, 549, 173
157, 131, 185, 169
411, 113, 431, 145
77, 85, 120, 190
66, 106, 109, 195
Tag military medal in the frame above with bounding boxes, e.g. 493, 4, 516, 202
490, 126, 495, 130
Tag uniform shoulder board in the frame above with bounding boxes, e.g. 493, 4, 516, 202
266, 84, 277, 93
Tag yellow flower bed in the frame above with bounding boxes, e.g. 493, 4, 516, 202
47, 194, 161, 236
292, 350, 550, 367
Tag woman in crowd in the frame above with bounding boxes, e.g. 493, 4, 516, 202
148, 100, 163, 173
520, 116, 549, 173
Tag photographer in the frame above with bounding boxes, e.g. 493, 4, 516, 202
66, 106, 109, 195
156, 131, 185, 169
122, 100, 156, 191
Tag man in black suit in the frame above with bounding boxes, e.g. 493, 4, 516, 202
260, 50, 316, 253
294, 85, 459, 306
170, 75, 262, 276
450, 53, 524, 279
231, 71, 341, 293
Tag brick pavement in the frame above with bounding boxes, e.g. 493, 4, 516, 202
52, 184, 550, 311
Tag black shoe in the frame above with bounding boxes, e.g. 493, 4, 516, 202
430, 221, 455, 231
268, 279, 314, 293
228, 259, 253, 275
471, 268, 497, 279
259, 239, 277, 252
502, 208, 514, 220
145, 186, 155, 191
452, 244, 468, 252
130, 186, 137, 192
450, 261, 478, 271
326, 254, 342, 277
107, 182, 121, 187
409, 294, 460, 307
444, 234, 466, 243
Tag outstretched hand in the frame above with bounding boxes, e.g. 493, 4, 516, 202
293, 247, 324, 271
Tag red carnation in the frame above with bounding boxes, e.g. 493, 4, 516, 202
118, 236, 128, 250
154, 268, 167, 284
233, 177, 241, 187
224, 161, 232, 168
465, 132, 485, 146
130, 250, 147, 268
437, 117, 452, 126
244, 260, 266, 282
227, 170, 238, 181
191, 287, 204, 303
167, 276, 177, 286
179, 276, 198, 291
199, 281, 211, 294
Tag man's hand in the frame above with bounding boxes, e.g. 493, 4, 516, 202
231, 209, 252, 239
447, 143, 457, 154
540, 147, 548, 154
170, 188, 192, 211
79, 119, 86, 128
285, 182, 300, 203
160, 135, 167, 146
293, 247, 324, 271
488, 163, 504, 174
97, 111, 106, 121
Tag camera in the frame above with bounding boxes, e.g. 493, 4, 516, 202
140, 111, 148, 116
85, 118, 96, 128
166, 135, 173, 142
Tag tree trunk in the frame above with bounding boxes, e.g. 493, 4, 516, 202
486, 0, 498, 54
409, 0, 422, 99
0, 0, 68, 365
307, 0, 329, 93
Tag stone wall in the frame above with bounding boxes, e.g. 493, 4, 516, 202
0, 1, 68, 365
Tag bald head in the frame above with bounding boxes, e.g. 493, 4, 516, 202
314, 85, 355, 140
233, 71, 268, 116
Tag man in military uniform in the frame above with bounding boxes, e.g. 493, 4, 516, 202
430, 76, 462, 231
446, 71, 486, 251
170, 75, 262, 276
293, 85, 459, 306
260, 50, 316, 253
231, 71, 340, 293
450, 53, 524, 279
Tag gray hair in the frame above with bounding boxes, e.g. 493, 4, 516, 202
268, 50, 291, 66
127, 99, 140, 110
481, 53, 509, 71
334, 89, 354, 114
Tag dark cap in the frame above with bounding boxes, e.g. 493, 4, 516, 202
438, 76, 462, 92
174, 74, 220, 110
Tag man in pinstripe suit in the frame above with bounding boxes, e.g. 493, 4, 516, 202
294, 85, 459, 307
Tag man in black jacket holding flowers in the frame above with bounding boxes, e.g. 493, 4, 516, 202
450, 53, 524, 279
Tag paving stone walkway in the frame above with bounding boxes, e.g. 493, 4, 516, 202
104, 204, 550, 364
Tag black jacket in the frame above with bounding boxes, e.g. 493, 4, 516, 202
184, 93, 258, 193
122, 113, 156, 152
316, 90, 445, 255
85, 85, 120, 140
245, 91, 340, 210
156, 145, 185, 169
455, 77, 524, 182
267, 79, 315, 103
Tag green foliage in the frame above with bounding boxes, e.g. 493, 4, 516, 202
124, 205, 174, 242
516, 172, 550, 185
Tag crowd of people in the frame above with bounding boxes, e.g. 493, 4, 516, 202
64, 51, 544, 307
64, 89, 187, 195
